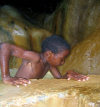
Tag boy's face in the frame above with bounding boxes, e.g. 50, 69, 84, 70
45, 49, 69, 66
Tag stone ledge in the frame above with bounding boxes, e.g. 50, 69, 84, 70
0, 75, 100, 107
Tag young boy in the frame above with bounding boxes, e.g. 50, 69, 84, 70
0, 35, 89, 86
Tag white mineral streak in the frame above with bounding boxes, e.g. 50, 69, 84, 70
12, 25, 27, 37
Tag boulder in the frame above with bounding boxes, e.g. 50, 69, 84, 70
59, 30, 100, 75
29, 27, 52, 52
43, 0, 100, 46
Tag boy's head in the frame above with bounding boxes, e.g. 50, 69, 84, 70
42, 35, 70, 66
42, 35, 70, 53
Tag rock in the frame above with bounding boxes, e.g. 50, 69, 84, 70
0, 5, 31, 47
0, 75, 100, 107
62, 0, 100, 46
0, 5, 31, 68
43, 0, 100, 46
59, 30, 100, 75
29, 27, 52, 52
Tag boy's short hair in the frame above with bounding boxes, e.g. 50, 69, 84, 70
42, 35, 70, 53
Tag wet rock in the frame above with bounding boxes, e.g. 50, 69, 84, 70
29, 27, 52, 52
0, 75, 100, 107
59, 30, 100, 75
0, 5, 31, 47
43, 0, 100, 46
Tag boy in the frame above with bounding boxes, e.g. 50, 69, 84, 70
0, 35, 89, 86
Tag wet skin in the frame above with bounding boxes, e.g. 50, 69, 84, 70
0, 43, 89, 86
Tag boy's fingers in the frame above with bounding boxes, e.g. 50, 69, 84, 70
67, 78, 71, 80
3, 77, 30, 86
76, 76, 89, 81
86, 76, 89, 80
28, 81, 31, 84
68, 75, 83, 81
23, 84, 27, 86
19, 78, 29, 82
75, 74, 88, 81
16, 85, 20, 88
13, 79, 29, 86
19, 78, 30, 83
13, 81, 22, 85
80, 75, 89, 81
67, 73, 89, 81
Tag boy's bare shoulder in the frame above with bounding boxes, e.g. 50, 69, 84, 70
0, 42, 10, 46
0, 42, 41, 62
30, 52, 41, 62
0, 43, 11, 49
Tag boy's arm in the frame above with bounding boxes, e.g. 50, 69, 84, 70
49, 66, 62, 79
49, 66, 69, 79
10, 44, 40, 62
0, 43, 32, 85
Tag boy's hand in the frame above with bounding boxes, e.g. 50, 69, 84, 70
65, 70, 89, 81
3, 77, 31, 87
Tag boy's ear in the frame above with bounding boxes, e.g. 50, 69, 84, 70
44, 51, 54, 57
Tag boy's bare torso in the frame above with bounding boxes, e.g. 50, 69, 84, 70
16, 59, 50, 79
